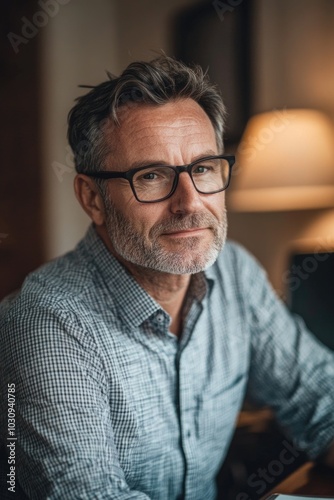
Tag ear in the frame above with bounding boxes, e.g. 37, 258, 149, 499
74, 174, 106, 226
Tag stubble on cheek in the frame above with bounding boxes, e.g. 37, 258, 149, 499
104, 192, 227, 273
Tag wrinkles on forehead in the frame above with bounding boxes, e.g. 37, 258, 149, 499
103, 99, 217, 171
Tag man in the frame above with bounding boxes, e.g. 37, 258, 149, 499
1, 56, 334, 499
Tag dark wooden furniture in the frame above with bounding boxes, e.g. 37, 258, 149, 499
265, 462, 334, 497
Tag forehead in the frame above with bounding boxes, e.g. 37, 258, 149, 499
105, 99, 218, 167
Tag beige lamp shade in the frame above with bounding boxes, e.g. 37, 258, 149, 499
228, 109, 334, 211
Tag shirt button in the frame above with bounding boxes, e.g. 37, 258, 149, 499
156, 314, 164, 323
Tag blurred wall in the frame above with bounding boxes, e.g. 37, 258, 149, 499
116, 0, 196, 67
41, 0, 119, 259
253, 0, 334, 119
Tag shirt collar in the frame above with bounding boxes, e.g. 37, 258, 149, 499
80, 225, 161, 329
80, 224, 216, 328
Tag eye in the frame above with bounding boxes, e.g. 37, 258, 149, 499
135, 167, 174, 184
136, 170, 163, 183
142, 171, 159, 180
192, 164, 211, 175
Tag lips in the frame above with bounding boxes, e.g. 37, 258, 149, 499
149, 213, 217, 240
162, 227, 208, 236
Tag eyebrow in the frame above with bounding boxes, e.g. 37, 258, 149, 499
128, 150, 219, 170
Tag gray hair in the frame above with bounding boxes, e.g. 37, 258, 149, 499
67, 55, 226, 176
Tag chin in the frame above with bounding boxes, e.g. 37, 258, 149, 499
150, 250, 220, 275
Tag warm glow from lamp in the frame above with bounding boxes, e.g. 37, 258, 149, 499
228, 109, 334, 211
288, 209, 334, 254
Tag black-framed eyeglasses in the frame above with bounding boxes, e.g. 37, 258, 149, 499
84, 154, 235, 203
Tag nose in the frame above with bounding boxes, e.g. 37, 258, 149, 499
168, 171, 204, 214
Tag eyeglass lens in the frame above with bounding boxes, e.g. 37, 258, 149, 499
132, 157, 230, 202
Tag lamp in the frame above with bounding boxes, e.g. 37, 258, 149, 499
288, 209, 334, 254
227, 109, 334, 212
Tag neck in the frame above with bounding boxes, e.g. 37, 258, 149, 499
120, 258, 191, 336
96, 225, 191, 336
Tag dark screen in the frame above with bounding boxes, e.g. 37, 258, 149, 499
287, 252, 334, 350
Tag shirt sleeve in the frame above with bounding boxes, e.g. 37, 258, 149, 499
243, 253, 334, 459
0, 304, 151, 500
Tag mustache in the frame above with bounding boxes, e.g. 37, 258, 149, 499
149, 213, 219, 237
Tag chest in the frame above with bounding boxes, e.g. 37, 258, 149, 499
99, 304, 251, 496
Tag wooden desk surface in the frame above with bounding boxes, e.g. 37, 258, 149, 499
266, 462, 334, 497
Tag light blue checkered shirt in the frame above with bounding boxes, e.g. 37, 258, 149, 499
1, 225, 334, 499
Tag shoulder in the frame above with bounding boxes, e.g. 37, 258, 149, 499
205, 239, 274, 309
0, 241, 98, 334
210, 239, 266, 283
219, 239, 257, 264
0, 246, 107, 378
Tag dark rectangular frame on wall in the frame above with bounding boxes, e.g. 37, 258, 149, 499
173, 0, 253, 147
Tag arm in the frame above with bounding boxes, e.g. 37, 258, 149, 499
1, 305, 150, 499
243, 257, 334, 462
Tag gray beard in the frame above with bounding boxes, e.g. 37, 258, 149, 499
104, 196, 227, 275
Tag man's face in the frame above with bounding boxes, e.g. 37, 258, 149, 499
101, 98, 227, 275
